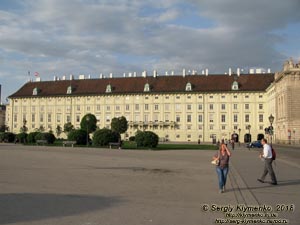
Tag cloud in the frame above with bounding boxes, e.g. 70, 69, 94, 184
0, 0, 300, 99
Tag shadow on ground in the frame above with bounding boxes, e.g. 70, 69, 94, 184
0, 193, 122, 224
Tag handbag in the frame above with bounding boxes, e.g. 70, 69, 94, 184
211, 152, 220, 165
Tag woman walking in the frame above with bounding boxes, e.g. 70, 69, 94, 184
212, 142, 232, 193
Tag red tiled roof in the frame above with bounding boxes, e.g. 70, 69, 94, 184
9, 73, 274, 98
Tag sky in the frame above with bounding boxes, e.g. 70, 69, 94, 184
0, 0, 300, 102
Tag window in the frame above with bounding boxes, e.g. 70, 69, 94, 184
187, 95, 191, 99
198, 125, 202, 130
187, 125, 191, 130
187, 115, 192, 123
259, 104, 263, 110
233, 104, 238, 110
144, 114, 149, 122
115, 106, 120, 111
155, 96, 159, 99
87, 106, 91, 111
187, 104, 192, 110
106, 84, 112, 93
231, 81, 239, 90
135, 104, 139, 111
198, 104, 203, 110
221, 115, 226, 123
234, 125, 238, 130
198, 95, 202, 99
210, 95, 213, 99
106, 106, 110, 111
57, 114, 61, 123
198, 115, 203, 123
176, 104, 181, 111
165, 114, 169, 122
76, 115, 80, 123
77, 106, 80, 111
176, 135, 180, 138
106, 115, 110, 122
259, 125, 264, 130
32, 114, 35, 122
234, 95, 237, 99
66, 115, 71, 123
32, 106, 36, 112
234, 114, 238, 123
209, 104, 214, 110
135, 114, 140, 122
222, 125, 226, 130
154, 105, 159, 110
259, 95, 263, 98
176, 115, 180, 123
40, 114, 44, 123
185, 82, 192, 91
245, 114, 250, 123
165, 104, 170, 111
125, 104, 130, 111
14, 114, 17, 122
67, 86, 72, 94
176, 96, 180, 99
209, 114, 214, 123
245, 104, 249, 110
96, 105, 101, 111
145, 96, 149, 100
221, 96, 225, 99
187, 134, 191, 138
145, 104, 149, 111
245, 95, 249, 98
32, 87, 39, 95
144, 83, 150, 92
165, 96, 169, 99
259, 114, 263, 123
221, 104, 226, 110
210, 125, 214, 130
154, 114, 159, 122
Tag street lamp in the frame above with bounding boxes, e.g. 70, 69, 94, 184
293, 128, 296, 145
268, 114, 274, 146
238, 128, 241, 146
86, 116, 90, 146
247, 125, 251, 150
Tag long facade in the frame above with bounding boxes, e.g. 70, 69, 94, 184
5, 60, 300, 143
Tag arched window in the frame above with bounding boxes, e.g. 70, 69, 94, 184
144, 83, 150, 92
231, 81, 239, 90
185, 82, 192, 91
32, 87, 39, 95
106, 84, 112, 93
67, 86, 72, 94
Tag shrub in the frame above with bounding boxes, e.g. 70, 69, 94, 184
129, 136, 135, 142
35, 132, 56, 144
135, 131, 159, 148
68, 129, 88, 145
27, 132, 40, 143
0, 132, 16, 143
93, 128, 120, 146
16, 133, 28, 143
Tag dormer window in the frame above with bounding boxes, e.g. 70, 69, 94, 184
106, 84, 112, 93
231, 81, 239, 90
185, 82, 192, 91
32, 87, 39, 95
144, 83, 150, 92
67, 86, 72, 94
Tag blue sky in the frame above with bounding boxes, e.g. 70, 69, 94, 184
0, 0, 300, 102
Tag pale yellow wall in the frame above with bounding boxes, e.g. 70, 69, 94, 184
7, 91, 269, 142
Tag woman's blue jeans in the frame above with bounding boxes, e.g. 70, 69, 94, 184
216, 166, 229, 190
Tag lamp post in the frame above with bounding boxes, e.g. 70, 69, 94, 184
86, 116, 90, 146
238, 128, 241, 146
247, 125, 251, 150
268, 114, 274, 146
293, 128, 296, 145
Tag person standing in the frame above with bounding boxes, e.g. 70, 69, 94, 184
212, 143, 232, 193
231, 139, 235, 150
257, 138, 277, 185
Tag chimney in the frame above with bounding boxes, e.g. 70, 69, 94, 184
123, 73, 126, 77
70, 74, 74, 80
79, 74, 85, 80
229, 68, 232, 76
205, 68, 208, 76
237, 68, 240, 76
153, 70, 157, 77
142, 71, 147, 78
109, 73, 113, 78
62, 75, 66, 80
267, 68, 271, 73
53, 76, 57, 81
133, 72, 137, 77
183, 68, 186, 77
171, 70, 174, 75
192, 70, 196, 75
249, 68, 255, 74
202, 70, 205, 75
165, 71, 168, 76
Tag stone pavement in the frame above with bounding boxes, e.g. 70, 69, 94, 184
0, 143, 299, 225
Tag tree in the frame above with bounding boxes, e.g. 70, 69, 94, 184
36, 125, 45, 132
68, 129, 88, 145
135, 131, 159, 148
64, 122, 74, 134
0, 125, 9, 132
111, 116, 128, 138
56, 125, 62, 138
80, 114, 97, 134
93, 128, 120, 147
20, 119, 28, 133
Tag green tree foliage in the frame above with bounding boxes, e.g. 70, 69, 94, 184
27, 132, 40, 143
135, 131, 159, 148
93, 128, 120, 147
0, 132, 16, 143
35, 132, 56, 144
0, 125, 9, 132
111, 116, 128, 135
56, 125, 62, 138
64, 122, 74, 134
67, 129, 88, 145
80, 114, 97, 134
16, 133, 28, 143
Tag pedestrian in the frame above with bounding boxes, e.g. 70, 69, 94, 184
231, 139, 235, 150
257, 138, 277, 185
212, 143, 232, 193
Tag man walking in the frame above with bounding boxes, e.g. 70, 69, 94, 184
257, 138, 277, 185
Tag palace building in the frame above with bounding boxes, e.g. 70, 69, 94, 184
6, 59, 300, 143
